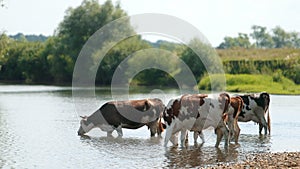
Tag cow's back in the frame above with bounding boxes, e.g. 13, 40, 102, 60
98, 102, 141, 129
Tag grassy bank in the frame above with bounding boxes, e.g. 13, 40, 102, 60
199, 74, 300, 94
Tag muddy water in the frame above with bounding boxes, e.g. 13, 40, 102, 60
0, 85, 299, 168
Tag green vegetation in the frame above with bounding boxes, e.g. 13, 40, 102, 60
199, 74, 300, 95
1, 0, 300, 95
9, 33, 48, 42
218, 25, 300, 49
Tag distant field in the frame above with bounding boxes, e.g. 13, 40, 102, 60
199, 74, 300, 95
217, 48, 300, 61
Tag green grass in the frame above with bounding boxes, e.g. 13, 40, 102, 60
198, 74, 300, 95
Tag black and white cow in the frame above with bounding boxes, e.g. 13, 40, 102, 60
163, 93, 231, 148
77, 98, 165, 137
238, 92, 271, 135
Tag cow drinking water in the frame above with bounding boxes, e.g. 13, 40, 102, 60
77, 98, 165, 137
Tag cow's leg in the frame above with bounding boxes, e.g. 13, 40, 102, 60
227, 120, 234, 142
234, 120, 240, 144
170, 132, 178, 146
185, 132, 189, 144
164, 122, 175, 147
259, 117, 268, 135
193, 131, 204, 144
259, 123, 263, 134
148, 122, 157, 137
215, 128, 223, 148
193, 131, 198, 144
255, 109, 268, 135
116, 126, 123, 137
215, 126, 229, 148
180, 129, 187, 147
223, 126, 229, 147
199, 131, 205, 143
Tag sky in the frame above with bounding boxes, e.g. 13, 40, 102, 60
1, 0, 300, 47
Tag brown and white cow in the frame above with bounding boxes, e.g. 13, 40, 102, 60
238, 92, 271, 135
163, 93, 231, 148
193, 95, 244, 144
77, 98, 165, 137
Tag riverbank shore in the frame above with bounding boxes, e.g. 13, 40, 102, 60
208, 152, 300, 168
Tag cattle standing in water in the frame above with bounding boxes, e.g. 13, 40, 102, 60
77, 98, 165, 137
163, 93, 231, 148
238, 92, 271, 135
193, 95, 243, 144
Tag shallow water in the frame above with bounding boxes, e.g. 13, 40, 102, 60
0, 85, 299, 168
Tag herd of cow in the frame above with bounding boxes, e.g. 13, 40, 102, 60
77, 92, 270, 148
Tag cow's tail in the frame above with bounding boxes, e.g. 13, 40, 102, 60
267, 107, 271, 135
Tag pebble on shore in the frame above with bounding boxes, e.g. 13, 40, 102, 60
205, 152, 300, 169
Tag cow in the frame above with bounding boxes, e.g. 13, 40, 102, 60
163, 93, 231, 148
77, 98, 165, 137
238, 92, 271, 135
193, 95, 243, 144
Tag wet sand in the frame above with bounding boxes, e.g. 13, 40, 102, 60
207, 152, 300, 169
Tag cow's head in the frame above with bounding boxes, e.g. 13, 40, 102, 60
259, 92, 270, 111
77, 116, 95, 136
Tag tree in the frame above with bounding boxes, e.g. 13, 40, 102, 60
236, 33, 251, 48
55, 0, 130, 61
290, 32, 300, 48
0, 39, 50, 83
250, 25, 274, 48
47, 0, 132, 83
217, 33, 251, 49
16, 42, 48, 83
0, 33, 11, 58
95, 36, 151, 85
272, 26, 292, 48
181, 38, 219, 80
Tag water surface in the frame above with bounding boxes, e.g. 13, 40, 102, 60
0, 85, 299, 168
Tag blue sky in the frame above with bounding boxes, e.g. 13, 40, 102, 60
1, 0, 300, 46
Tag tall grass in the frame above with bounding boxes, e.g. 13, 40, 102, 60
217, 48, 300, 61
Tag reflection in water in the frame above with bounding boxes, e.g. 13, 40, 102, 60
164, 145, 239, 168
78, 135, 167, 168
164, 134, 272, 168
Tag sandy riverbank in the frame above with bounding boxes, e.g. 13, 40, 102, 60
206, 152, 300, 169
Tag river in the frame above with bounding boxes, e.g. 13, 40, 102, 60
0, 85, 299, 168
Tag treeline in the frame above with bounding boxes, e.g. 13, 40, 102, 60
0, 0, 300, 87
218, 25, 300, 49
9, 33, 48, 42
